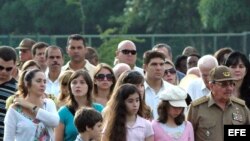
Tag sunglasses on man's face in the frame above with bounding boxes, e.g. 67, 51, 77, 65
164, 68, 176, 75
0, 65, 13, 72
95, 74, 114, 81
120, 49, 137, 55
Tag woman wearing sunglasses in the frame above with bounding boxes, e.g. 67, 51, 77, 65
93, 63, 116, 106
163, 59, 179, 85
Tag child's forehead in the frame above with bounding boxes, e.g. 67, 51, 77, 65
126, 92, 140, 98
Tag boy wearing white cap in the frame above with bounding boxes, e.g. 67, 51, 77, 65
151, 85, 194, 141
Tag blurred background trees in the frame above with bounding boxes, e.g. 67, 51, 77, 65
1, 0, 250, 35
1, 0, 250, 66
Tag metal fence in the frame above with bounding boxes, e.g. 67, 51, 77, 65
0, 32, 250, 61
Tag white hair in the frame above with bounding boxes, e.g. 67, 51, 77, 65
197, 54, 218, 69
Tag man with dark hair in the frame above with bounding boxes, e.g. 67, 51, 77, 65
45, 45, 64, 97
62, 34, 96, 78
175, 55, 188, 74
0, 46, 17, 140
32, 42, 49, 72
143, 50, 174, 119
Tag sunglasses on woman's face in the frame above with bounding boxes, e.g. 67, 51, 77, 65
95, 74, 114, 81
164, 68, 176, 75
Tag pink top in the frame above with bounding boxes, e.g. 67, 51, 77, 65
126, 116, 154, 141
152, 120, 194, 141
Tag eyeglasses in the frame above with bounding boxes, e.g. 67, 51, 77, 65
95, 74, 114, 81
120, 49, 137, 55
0, 65, 13, 72
164, 68, 176, 75
214, 81, 235, 88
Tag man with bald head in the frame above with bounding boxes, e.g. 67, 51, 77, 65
112, 63, 131, 79
186, 55, 218, 100
115, 40, 143, 75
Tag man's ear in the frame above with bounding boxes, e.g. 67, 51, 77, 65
115, 50, 119, 57
208, 82, 213, 90
66, 47, 69, 54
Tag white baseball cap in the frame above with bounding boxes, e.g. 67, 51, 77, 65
159, 86, 187, 107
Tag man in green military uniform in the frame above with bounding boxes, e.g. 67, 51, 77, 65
187, 65, 250, 141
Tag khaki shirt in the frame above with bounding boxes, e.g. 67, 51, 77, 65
62, 60, 96, 78
187, 93, 250, 141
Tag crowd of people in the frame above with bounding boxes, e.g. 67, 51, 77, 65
0, 34, 250, 141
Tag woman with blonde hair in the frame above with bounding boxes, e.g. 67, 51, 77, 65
21, 60, 41, 71
57, 70, 74, 108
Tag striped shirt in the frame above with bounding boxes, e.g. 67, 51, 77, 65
0, 78, 17, 140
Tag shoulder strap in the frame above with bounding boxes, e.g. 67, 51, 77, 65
231, 97, 246, 106
191, 96, 209, 106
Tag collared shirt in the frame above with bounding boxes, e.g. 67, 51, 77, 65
62, 60, 96, 78
126, 116, 154, 141
144, 80, 174, 119
186, 78, 210, 101
188, 94, 250, 141
75, 135, 84, 141
45, 69, 63, 97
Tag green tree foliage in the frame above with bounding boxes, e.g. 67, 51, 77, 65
66, 0, 126, 34
0, 1, 34, 34
0, 0, 82, 34
118, 0, 202, 34
198, 0, 250, 32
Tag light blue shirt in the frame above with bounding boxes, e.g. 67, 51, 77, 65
186, 78, 210, 101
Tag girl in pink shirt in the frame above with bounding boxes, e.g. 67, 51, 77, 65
152, 86, 194, 141
102, 84, 154, 141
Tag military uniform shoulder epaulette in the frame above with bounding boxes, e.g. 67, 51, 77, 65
231, 96, 245, 106
191, 96, 209, 106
